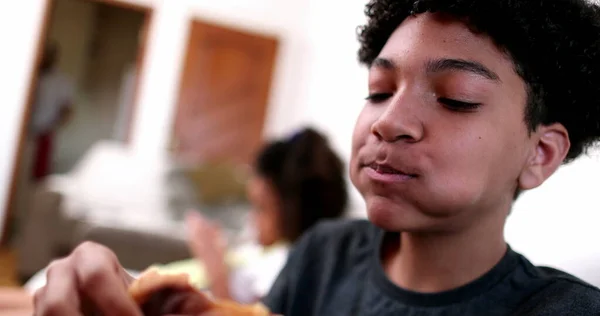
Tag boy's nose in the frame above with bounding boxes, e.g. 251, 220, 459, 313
370, 95, 424, 143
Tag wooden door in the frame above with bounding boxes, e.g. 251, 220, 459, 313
173, 20, 279, 165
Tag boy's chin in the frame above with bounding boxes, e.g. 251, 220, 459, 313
366, 198, 426, 232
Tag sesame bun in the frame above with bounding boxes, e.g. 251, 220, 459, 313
128, 269, 271, 316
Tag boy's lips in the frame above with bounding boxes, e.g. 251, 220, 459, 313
363, 162, 417, 183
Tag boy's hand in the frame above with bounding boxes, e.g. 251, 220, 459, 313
33, 242, 141, 316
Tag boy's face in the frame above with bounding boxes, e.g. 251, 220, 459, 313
350, 13, 541, 232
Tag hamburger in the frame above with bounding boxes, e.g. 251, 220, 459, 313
128, 269, 272, 316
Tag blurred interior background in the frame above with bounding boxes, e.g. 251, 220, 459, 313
0, 0, 598, 289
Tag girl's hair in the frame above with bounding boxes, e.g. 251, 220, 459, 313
254, 127, 348, 242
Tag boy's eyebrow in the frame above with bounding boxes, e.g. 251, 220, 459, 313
426, 58, 501, 82
371, 57, 396, 70
370, 57, 501, 83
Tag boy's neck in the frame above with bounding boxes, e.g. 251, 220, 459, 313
382, 210, 508, 293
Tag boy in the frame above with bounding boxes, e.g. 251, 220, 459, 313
263, 0, 600, 315
33, 0, 600, 315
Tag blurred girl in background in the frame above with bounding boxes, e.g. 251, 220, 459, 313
176, 127, 349, 303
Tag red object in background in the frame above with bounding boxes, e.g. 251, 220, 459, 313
33, 131, 53, 181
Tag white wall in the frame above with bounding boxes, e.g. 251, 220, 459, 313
507, 148, 600, 284
0, 0, 49, 239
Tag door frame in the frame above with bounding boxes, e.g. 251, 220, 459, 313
0, 0, 154, 245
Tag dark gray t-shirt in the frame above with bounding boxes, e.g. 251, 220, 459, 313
264, 220, 600, 315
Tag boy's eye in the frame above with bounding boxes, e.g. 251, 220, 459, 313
438, 98, 481, 112
365, 93, 392, 103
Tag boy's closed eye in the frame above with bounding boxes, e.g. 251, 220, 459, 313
438, 98, 481, 112
365, 92, 481, 113
365, 92, 393, 103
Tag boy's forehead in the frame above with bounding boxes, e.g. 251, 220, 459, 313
377, 13, 512, 75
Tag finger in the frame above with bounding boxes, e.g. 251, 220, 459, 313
73, 244, 142, 316
197, 222, 221, 244
206, 228, 227, 250
206, 223, 228, 249
198, 221, 221, 242
185, 211, 208, 229
186, 212, 210, 239
33, 259, 82, 316
216, 233, 228, 249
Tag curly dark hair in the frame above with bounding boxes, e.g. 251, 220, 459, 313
357, 0, 600, 162
255, 127, 348, 242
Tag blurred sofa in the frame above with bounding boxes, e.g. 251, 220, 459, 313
14, 141, 251, 280
14, 184, 191, 278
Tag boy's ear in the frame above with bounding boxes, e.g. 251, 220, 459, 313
518, 123, 570, 191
